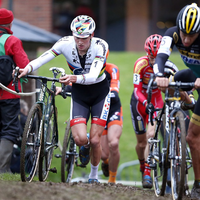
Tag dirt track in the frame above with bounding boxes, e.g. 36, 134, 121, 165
0, 181, 192, 200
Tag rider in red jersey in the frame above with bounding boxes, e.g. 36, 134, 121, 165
130, 34, 178, 188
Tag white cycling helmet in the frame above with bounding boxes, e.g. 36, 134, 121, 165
176, 3, 200, 34
70, 15, 96, 38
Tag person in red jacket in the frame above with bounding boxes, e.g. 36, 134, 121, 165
0, 8, 29, 173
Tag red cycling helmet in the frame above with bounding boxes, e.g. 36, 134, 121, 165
144, 34, 162, 57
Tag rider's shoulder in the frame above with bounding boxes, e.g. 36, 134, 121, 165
133, 56, 149, 72
56, 36, 74, 44
135, 56, 149, 66
163, 26, 179, 38
91, 37, 109, 47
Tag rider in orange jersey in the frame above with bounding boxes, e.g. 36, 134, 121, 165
101, 63, 123, 184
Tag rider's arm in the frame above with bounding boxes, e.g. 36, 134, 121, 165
153, 27, 176, 75
105, 63, 120, 103
133, 59, 148, 107
25, 50, 55, 73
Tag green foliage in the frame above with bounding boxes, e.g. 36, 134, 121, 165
35, 51, 193, 183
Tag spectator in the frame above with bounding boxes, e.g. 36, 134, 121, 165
0, 8, 29, 173
10, 99, 29, 174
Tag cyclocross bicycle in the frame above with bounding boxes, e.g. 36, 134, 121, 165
146, 74, 194, 200
15, 67, 66, 182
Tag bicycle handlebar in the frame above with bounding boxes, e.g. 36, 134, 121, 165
12, 66, 69, 99
146, 74, 195, 126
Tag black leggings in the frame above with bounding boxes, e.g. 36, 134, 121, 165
175, 69, 200, 116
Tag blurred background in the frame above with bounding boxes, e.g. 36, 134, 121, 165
1, 0, 200, 52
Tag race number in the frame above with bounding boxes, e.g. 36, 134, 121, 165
133, 73, 140, 85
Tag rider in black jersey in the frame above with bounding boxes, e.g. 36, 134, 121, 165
153, 3, 200, 199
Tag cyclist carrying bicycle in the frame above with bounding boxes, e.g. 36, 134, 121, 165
18, 15, 110, 183
130, 34, 188, 189
153, 3, 200, 199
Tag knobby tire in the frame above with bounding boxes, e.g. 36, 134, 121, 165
171, 111, 186, 200
61, 120, 75, 183
152, 112, 168, 196
38, 106, 57, 181
20, 104, 42, 182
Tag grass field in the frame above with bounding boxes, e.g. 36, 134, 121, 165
2, 51, 194, 184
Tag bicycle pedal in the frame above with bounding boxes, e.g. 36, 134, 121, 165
54, 154, 61, 158
149, 163, 157, 169
49, 167, 57, 173
77, 163, 86, 168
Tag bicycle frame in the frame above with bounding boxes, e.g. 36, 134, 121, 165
19, 67, 66, 182
38, 78, 58, 152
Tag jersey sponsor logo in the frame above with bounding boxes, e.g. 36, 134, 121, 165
138, 120, 144, 131
179, 50, 200, 59
57, 36, 69, 43
109, 111, 120, 121
101, 93, 111, 120
133, 73, 140, 85
137, 116, 141, 120
181, 54, 200, 65
96, 39, 106, 56
112, 68, 118, 79
172, 32, 179, 44
134, 59, 148, 73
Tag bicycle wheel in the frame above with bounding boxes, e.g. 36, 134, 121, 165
38, 105, 57, 181
20, 104, 42, 182
171, 111, 186, 200
61, 120, 76, 183
152, 113, 169, 196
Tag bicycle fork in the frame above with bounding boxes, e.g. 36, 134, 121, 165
147, 138, 161, 169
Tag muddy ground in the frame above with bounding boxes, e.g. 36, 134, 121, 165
0, 181, 192, 200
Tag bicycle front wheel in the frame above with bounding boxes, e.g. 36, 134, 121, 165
38, 105, 57, 181
171, 111, 186, 200
20, 104, 42, 182
152, 113, 169, 196
61, 120, 76, 183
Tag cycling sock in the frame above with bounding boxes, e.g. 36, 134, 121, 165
103, 158, 109, 164
108, 170, 117, 183
89, 163, 99, 179
144, 163, 151, 176
139, 159, 145, 172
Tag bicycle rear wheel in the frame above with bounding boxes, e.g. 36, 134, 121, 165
171, 111, 186, 200
61, 120, 76, 183
38, 105, 57, 181
152, 113, 169, 196
20, 104, 42, 182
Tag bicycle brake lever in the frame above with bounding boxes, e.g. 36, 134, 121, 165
12, 66, 20, 93
61, 72, 67, 99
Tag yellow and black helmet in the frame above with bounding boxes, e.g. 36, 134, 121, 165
176, 3, 200, 34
